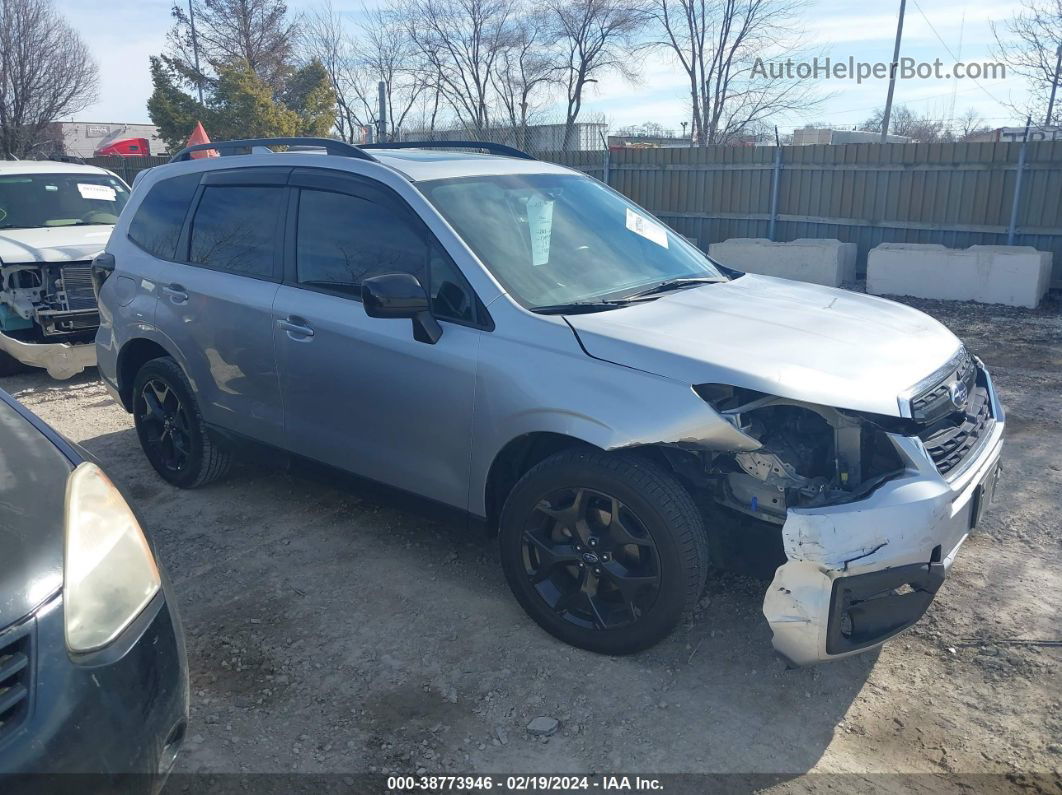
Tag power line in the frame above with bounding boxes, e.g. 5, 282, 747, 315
909, 0, 1008, 109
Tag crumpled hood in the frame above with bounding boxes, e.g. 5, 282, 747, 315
565, 274, 961, 417
0, 225, 111, 265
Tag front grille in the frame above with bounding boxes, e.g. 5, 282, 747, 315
60, 264, 98, 311
910, 348, 976, 423
919, 379, 993, 477
0, 620, 32, 743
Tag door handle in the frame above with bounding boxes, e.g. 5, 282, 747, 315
277, 317, 314, 339
162, 283, 188, 303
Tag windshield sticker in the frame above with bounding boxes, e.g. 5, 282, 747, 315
527, 195, 554, 266
77, 183, 117, 202
625, 208, 668, 249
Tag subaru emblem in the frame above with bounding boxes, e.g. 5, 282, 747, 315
948, 380, 969, 410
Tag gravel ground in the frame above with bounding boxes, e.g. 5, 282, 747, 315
5, 295, 1061, 791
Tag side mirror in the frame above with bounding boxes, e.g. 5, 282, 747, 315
90, 251, 116, 299
362, 273, 442, 344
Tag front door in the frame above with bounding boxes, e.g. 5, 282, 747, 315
273, 170, 486, 509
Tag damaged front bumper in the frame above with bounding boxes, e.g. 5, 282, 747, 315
0, 330, 96, 379
762, 376, 1005, 666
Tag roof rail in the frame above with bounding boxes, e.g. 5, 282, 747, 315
168, 137, 378, 163
361, 140, 535, 160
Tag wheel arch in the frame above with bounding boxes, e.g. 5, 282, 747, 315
116, 337, 177, 411
482, 432, 700, 535
484, 432, 596, 534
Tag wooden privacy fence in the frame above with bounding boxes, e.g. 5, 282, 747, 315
85, 140, 1062, 287
544, 141, 1062, 287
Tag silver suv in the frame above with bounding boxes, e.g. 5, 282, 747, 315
95, 137, 1005, 665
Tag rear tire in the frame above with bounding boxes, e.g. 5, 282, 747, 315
132, 356, 231, 488
499, 449, 708, 655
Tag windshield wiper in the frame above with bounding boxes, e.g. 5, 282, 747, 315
624, 276, 725, 300
531, 298, 646, 315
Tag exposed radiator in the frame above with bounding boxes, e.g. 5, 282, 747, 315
60, 264, 98, 311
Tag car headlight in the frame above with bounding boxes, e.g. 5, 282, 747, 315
64, 462, 161, 653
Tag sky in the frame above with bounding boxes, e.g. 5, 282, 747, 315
56, 0, 1035, 135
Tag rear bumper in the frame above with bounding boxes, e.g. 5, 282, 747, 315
763, 373, 1005, 666
0, 331, 96, 379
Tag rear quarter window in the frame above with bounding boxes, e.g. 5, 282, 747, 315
127, 172, 201, 260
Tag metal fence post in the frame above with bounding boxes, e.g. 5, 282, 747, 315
599, 131, 610, 185
768, 142, 783, 241
1007, 116, 1032, 246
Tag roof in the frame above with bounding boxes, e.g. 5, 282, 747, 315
360, 149, 572, 181
0, 160, 115, 176
147, 145, 576, 187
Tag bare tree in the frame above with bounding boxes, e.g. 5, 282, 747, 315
358, 5, 427, 140
168, 0, 298, 93
956, 107, 991, 140
302, 1, 364, 140
490, 14, 558, 148
400, 0, 519, 136
548, 0, 646, 151
0, 0, 99, 157
859, 105, 947, 142
651, 0, 822, 145
302, 2, 425, 141
992, 0, 1062, 124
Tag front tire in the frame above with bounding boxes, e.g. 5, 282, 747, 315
499, 449, 708, 655
132, 356, 231, 488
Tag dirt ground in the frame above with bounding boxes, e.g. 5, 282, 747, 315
5, 295, 1061, 791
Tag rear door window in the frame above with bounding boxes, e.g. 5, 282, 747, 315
188, 185, 285, 279
127, 173, 200, 260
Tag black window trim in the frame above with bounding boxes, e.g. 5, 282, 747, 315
282, 168, 494, 332
174, 167, 290, 283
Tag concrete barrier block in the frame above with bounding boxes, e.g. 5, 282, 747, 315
866, 243, 1052, 309
708, 238, 857, 287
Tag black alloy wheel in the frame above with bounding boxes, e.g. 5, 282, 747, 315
132, 356, 231, 488
499, 449, 708, 655
523, 487, 661, 630
136, 377, 192, 475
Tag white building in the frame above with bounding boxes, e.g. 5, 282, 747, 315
44, 121, 167, 157
792, 127, 911, 145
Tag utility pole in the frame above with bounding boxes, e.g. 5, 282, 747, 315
377, 81, 388, 143
881, 0, 907, 143
188, 0, 204, 105
1046, 44, 1062, 127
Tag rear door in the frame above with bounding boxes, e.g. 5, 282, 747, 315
272, 168, 486, 509
153, 167, 288, 446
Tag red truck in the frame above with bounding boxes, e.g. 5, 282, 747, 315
94, 137, 151, 157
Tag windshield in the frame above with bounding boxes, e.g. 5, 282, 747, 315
0, 172, 130, 230
419, 173, 724, 310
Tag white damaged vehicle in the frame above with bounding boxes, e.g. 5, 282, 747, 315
0, 160, 129, 378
